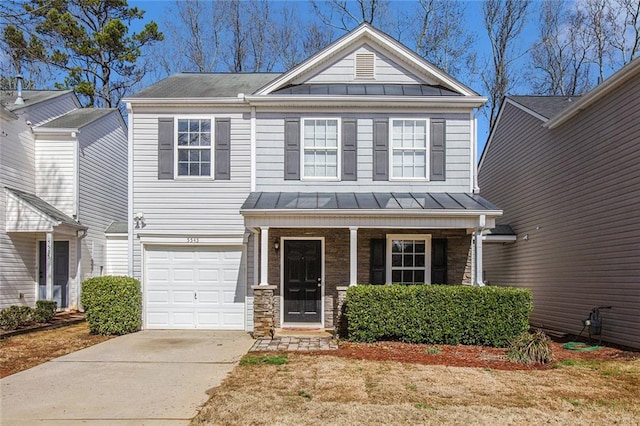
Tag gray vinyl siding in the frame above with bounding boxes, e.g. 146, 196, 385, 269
131, 110, 251, 278
297, 44, 423, 84
77, 111, 128, 280
255, 113, 471, 192
478, 79, 640, 349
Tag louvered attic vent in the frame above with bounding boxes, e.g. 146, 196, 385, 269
355, 52, 375, 79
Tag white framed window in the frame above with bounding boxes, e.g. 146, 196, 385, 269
386, 234, 432, 284
302, 118, 340, 180
390, 118, 429, 180
175, 118, 212, 177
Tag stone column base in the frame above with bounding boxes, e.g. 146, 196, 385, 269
252, 285, 277, 338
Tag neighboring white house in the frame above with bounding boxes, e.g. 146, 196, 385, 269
125, 24, 502, 333
0, 89, 128, 310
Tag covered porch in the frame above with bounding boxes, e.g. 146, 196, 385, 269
241, 192, 502, 337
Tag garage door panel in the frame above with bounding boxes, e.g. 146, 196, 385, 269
145, 246, 245, 330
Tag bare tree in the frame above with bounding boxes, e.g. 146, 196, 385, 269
611, 0, 640, 65
482, 0, 531, 132
311, 0, 390, 32
411, 0, 476, 78
528, 0, 591, 95
581, 0, 617, 83
302, 23, 335, 59
268, 3, 306, 69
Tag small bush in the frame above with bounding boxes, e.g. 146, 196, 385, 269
344, 284, 532, 347
0, 305, 34, 330
33, 300, 57, 323
507, 330, 553, 365
81, 276, 142, 335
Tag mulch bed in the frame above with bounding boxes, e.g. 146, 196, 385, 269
0, 311, 85, 339
308, 339, 640, 371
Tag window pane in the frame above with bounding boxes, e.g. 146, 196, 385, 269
404, 254, 414, 267
190, 163, 199, 175
392, 270, 401, 283
415, 243, 425, 254
200, 132, 211, 146
402, 270, 414, 284
178, 120, 188, 132
189, 120, 199, 132
415, 270, 425, 283
392, 254, 402, 267
201, 120, 211, 133
201, 163, 210, 176
178, 150, 188, 161
201, 150, 211, 162
189, 150, 200, 161
415, 254, 425, 267
392, 241, 402, 253
178, 163, 188, 175
178, 133, 188, 146
190, 133, 199, 146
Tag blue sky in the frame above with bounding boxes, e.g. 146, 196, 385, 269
129, 0, 543, 157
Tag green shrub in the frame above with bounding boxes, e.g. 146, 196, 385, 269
0, 305, 34, 330
81, 276, 142, 335
343, 284, 532, 347
507, 329, 553, 365
33, 300, 57, 323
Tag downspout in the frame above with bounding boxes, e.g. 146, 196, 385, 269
72, 131, 80, 219
471, 112, 480, 194
126, 103, 134, 277
76, 228, 87, 310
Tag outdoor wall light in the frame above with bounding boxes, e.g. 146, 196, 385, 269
134, 211, 145, 228
274, 240, 280, 252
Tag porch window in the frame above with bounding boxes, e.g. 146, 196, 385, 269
386, 234, 431, 284
176, 118, 212, 177
302, 118, 340, 179
390, 119, 428, 179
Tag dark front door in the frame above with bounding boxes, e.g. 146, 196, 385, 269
38, 241, 69, 308
284, 240, 322, 323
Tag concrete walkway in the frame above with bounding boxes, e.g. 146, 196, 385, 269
0, 330, 254, 425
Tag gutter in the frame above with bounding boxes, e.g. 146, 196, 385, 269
240, 208, 502, 217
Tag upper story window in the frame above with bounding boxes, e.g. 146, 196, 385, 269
176, 118, 212, 177
390, 119, 428, 180
302, 118, 340, 179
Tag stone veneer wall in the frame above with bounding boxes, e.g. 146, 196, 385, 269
258, 227, 473, 332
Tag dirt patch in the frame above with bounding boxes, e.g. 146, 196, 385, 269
0, 322, 113, 378
192, 351, 640, 425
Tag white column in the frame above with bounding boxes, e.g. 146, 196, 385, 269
474, 229, 484, 286
260, 227, 269, 286
349, 227, 358, 286
45, 232, 54, 300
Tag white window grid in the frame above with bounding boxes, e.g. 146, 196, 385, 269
386, 234, 432, 284
301, 118, 341, 180
174, 117, 213, 178
390, 118, 429, 180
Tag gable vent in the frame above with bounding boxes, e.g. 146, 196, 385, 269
355, 52, 375, 79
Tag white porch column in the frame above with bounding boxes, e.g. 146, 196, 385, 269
349, 227, 358, 286
474, 214, 486, 286
259, 227, 269, 286
45, 231, 54, 300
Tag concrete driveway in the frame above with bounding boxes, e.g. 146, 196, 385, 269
1, 330, 254, 425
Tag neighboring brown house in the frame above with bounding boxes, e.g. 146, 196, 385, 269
478, 58, 640, 349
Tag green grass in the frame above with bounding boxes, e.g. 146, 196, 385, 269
425, 346, 442, 355
240, 354, 288, 366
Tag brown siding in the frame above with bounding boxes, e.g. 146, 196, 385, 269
478, 77, 640, 349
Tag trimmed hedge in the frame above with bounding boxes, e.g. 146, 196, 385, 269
344, 285, 532, 347
0, 306, 34, 330
33, 300, 57, 323
81, 276, 142, 335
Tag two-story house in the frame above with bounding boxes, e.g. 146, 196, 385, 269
1, 88, 128, 311
478, 58, 640, 349
125, 24, 502, 334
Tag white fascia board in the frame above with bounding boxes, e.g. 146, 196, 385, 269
243, 95, 487, 108
32, 127, 79, 135
137, 232, 245, 245
121, 97, 247, 106
240, 208, 502, 217
255, 24, 479, 97
483, 235, 517, 243
545, 57, 640, 129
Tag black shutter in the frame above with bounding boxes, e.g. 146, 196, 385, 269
215, 118, 231, 180
373, 119, 388, 181
431, 238, 447, 284
158, 118, 174, 179
430, 119, 446, 181
370, 239, 386, 284
284, 118, 300, 180
342, 118, 357, 181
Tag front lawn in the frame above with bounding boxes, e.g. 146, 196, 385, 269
192, 347, 640, 425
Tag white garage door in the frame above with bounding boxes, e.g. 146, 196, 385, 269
145, 246, 245, 329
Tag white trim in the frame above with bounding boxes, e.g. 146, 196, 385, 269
471, 112, 479, 193
127, 103, 134, 277
300, 117, 341, 181
260, 227, 269, 286
242, 208, 502, 217
250, 106, 256, 191
478, 97, 510, 172
136, 233, 245, 245
545, 57, 640, 128
388, 118, 430, 181
349, 227, 358, 286
483, 235, 517, 243
474, 229, 484, 286
243, 95, 486, 108
385, 234, 432, 284
173, 116, 215, 179
280, 237, 325, 328
72, 131, 79, 218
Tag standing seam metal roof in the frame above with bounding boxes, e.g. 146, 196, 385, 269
241, 192, 499, 212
